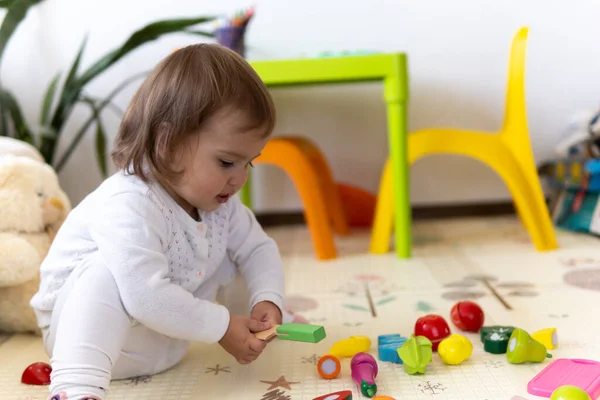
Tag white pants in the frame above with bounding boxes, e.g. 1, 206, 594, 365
42, 257, 250, 399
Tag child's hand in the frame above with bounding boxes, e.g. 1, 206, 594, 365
251, 301, 283, 326
219, 315, 271, 364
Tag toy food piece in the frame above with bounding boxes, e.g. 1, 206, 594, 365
373, 397, 396, 400
528, 358, 600, 398
532, 328, 558, 350
351, 352, 378, 398
378, 334, 407, 364
313, 390, 353, 400
438, 334, 473, 365
550, 385, 592, 400
414, 314, 451, 351
480, 325, 515, 342
317, 335, 371, 379
317, 355, 341, 380
21, 362, 52, 385
483, 331, 511, 354
255, 323, 326, 343
450, 301, 484, 332
507, 328, 552, 364
328, 335, 371, 358
397, 335, 432, 375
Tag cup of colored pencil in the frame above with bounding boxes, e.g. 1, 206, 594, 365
214, 6, 255, 57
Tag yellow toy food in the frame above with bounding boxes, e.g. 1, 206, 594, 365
328, 335, 371, 357
532, 328, 558, 350
438, 334, 473, 365
318, 336, 371, 379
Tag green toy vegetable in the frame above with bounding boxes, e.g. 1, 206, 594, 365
480, 326, 515, 342
397, 335, 432, 374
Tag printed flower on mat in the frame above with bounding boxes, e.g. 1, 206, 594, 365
560, 257, 600, 268
442, 274, 538, 302
355, 273, 384, 282
564, 269, 600, 292
283, 295, 319, 313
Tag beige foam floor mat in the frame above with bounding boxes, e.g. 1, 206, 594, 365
2, 216, 600, 399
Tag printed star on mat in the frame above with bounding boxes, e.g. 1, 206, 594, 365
418, 381, 446, 395
126, 375, 152, 386
261, 389, 291, 400
485, 360, 504, 368
260, 375, 299, 390
301, 354, 319, 365
205, 364, 230, 375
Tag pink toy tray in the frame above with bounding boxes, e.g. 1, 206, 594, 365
528, 358, 600, 398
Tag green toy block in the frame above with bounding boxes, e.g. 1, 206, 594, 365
276, 323, 326, 343
397, 335, 432, 375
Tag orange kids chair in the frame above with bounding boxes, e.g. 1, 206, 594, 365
370, 26, 558, 255
248, 136, 349, 260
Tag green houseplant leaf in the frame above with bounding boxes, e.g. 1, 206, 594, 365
0, 1, 19, 8
0, 0, 44, 64
53, 70, 149, 172
80, 97, 108, 178
40, 72, 60, 126
75, 16, 216, 88
40, 36, 88, 159
0, 87, 32, 142
0, 0, 44, 137
41, 15, 216, 167
1, 5, 216, 175
94, 117, 107, 177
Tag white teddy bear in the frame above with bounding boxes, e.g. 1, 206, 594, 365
0, 148, 70, 334
0, 136, 45, 162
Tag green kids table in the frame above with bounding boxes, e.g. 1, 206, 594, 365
245, 53, 411, 258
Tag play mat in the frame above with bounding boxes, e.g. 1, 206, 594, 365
2, 215, 600, 399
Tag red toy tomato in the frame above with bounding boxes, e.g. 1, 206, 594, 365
21, 362, 52, 385
450, 301, 484, 332
414, 314, 451, 351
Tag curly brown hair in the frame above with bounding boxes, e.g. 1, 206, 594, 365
111, 43, 275, 182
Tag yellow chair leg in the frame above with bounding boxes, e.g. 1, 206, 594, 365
501, 171, 555, 251
370, 159, 394, 254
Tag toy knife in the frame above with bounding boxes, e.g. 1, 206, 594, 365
254, 323, 326, 343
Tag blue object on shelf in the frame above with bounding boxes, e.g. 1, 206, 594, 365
378, 334, 408, 364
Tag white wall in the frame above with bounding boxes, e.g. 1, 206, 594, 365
2, 0, 600, 212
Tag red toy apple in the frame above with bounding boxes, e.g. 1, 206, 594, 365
450, 301, 484, 332
21, 362, 52, 385
414, 314, 451, 351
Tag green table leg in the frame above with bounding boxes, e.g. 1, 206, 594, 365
384, 78, 411, 259
240, 169, 253, 209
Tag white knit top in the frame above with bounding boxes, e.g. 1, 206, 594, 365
30, 171, 284, 343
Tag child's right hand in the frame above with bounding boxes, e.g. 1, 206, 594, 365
218, 314, 271, 364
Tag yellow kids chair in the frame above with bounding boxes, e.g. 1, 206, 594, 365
370, 26, 558, 255
252, 136, 349, 260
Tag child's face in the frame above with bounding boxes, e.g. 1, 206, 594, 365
167, 107, 268, 216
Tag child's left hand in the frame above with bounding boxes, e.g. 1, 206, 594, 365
251, 301, 283, 327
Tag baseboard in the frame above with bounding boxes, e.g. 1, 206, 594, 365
255, 201, 518, 227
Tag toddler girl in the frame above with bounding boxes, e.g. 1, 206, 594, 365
30, 43, 288, 400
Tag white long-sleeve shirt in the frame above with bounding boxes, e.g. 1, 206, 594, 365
30, 171, 285, 344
